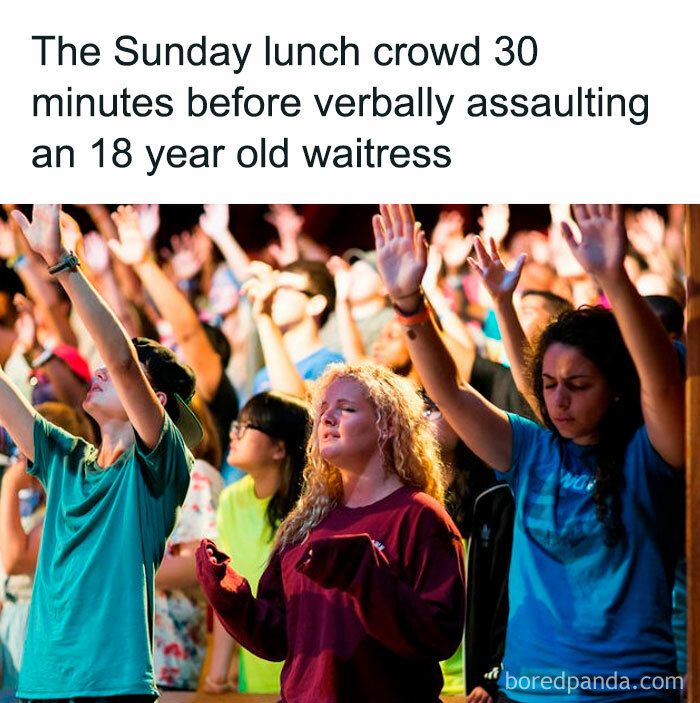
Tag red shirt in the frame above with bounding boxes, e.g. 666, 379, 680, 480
198, 485, 466, 703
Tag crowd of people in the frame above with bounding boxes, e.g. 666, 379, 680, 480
0, 201, 688, 703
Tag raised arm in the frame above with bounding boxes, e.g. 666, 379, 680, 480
241, 262, 307, 398
82, 231, 140, 338
327, 256, 368, 363
199, 204, 251, 282
563, 204, 684, 467
467, 237, 537, 411
110, 206, 223, 402
374, 205, 512, 472
421, 245, 478, 381
12, 205, 165, 449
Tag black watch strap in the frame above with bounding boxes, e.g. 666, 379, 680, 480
48, 251, 80, 276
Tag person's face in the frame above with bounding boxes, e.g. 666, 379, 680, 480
83, 363, 166, 423
371, 320, 410, 373
518, 294, 554, 340
83, 366, 129, 421
209, 267, 239, 316
347, 260, 385, 304
271, 271, 314, 329
542, 343, 612, 445
227, 417, 283, 471
317, 377, 381, 469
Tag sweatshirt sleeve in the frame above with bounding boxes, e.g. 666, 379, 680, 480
298, 524, 466, 661
196, 539, 287, 661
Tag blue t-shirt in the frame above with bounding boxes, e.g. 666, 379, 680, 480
252, 347, 344, 394
17, 414, 192, 699
499, 413, 677, 703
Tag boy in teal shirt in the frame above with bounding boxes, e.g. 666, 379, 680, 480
2, 205, 201, 702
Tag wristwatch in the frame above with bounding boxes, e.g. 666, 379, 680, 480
48, 251, 80, 276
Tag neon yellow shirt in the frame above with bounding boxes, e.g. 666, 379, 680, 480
216, 475, 282, 693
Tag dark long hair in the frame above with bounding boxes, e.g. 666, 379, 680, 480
239, 392, 311, 536
529, 307, 642, 546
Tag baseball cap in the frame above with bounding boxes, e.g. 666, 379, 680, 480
132, 337, 203, 449
52, 345, 92, 384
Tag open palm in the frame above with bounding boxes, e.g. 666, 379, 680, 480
109, 205, 150, 266
468, 236, 525, 303
563, 205, 626, 278
11, 204, 62, 265
373, 204, 426, 302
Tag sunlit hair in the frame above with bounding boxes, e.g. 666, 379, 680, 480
275, 362, 446, 549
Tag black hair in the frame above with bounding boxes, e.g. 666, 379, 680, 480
282, 260, 336, 327
132, 337, 196, 422
529, 307, 642, 546
521, 289, 573, 319
644, 295, 684, 338
239, 392, 311, 535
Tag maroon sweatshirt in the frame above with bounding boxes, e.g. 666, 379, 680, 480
196, 485, 466, 703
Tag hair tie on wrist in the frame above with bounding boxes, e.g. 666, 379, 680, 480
395, 305, 431, 327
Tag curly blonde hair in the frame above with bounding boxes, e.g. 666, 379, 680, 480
275, 362, 446, 549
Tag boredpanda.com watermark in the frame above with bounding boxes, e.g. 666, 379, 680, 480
504, 672, 684, 696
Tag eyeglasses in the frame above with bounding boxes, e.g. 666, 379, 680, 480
276, 284, 315, 298
230, 421, 269, 439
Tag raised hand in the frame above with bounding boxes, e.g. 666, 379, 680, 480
265, 204, 303, 266
11, 205, 62, 265
626, 208, 665, 258
162, 230, 208, 282
479, 204, 510, 244
430, 210, 464, 250
430, 210, 475, 271
195, 539, 232, 591
549, 203, 573, 225
421, 245, 443, 296
295, 533, 383, 591
326, 255, 352, 303
134, 204, 160, 242
199, 204, 230, 244
13, 294, 39, 354
109, 205, 151, 266
240, 261, 278, 318
59, 211, 83, 253
373, 204, 427, 307
82, 231, 111, 276
468, 236, 526, 303
563, 205, 626, 281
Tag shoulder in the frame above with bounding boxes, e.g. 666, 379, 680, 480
219, 474, 254, 506
29, 414, 94, 478
624, 424, 676, 480
304, 347, 345, 368
394, 488, 462, 541
508, 412, 554, 452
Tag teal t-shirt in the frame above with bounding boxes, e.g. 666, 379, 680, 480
17, 414, 192, 699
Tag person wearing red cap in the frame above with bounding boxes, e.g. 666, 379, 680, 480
0, 205, 200, 702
